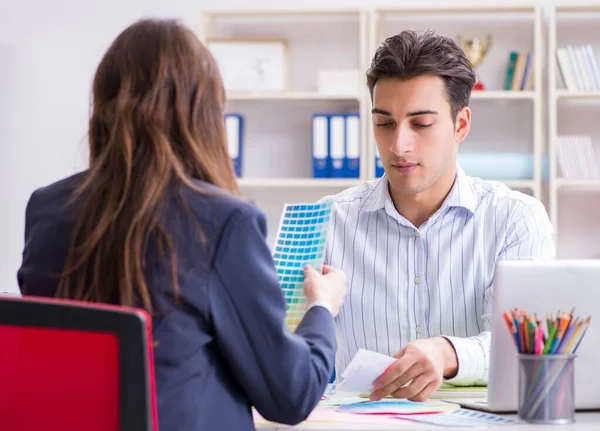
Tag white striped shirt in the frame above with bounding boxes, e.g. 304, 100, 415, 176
319, 166, 555, 386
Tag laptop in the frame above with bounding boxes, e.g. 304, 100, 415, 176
448, 259, 600, 413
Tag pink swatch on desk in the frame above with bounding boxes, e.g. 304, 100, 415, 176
254, 407, 404, 425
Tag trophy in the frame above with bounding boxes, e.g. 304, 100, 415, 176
457, 35, 492, 91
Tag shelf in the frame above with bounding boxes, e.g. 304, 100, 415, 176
471, 91, 535, 100
555, 90, 600, 100
226, 91, 532, 102
556, 179, 600, 189
238, 178, 535, 189
203, 8, 362, 17
555, 6, 600, 14
238, 178, 362, 188
375, 5, 535, 15
226, 92, 361, 101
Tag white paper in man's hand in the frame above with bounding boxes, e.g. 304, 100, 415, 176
337, 349, 397, 393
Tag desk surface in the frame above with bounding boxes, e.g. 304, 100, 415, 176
255, 407, 600, 430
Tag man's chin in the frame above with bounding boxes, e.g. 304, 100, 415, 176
388, 180, 427, 196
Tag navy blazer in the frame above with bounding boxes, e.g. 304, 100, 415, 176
17, 172, 336, 431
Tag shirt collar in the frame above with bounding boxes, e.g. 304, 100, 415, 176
444, 165, 477, 215
361, 176, 388, 212
361, 165, 477, 215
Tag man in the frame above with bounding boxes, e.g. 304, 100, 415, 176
320, 30, 555, 402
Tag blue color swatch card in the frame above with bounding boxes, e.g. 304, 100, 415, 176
272, 202, 333, 332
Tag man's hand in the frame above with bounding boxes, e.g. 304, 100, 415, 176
370, 337, 458, 402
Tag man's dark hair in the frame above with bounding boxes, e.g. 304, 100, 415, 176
366, 29, 476, 120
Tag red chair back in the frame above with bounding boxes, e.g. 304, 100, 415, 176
0, 295, 158, 431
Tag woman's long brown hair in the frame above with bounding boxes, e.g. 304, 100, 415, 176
56, 19, 239, 314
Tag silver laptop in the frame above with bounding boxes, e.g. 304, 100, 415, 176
451, 259, 600, 412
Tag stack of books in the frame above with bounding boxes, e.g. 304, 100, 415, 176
556, 44, 600, 91
556, 135, 599, 179
504, 51, 534, 91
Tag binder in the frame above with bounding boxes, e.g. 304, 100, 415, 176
329, 115, 345, 178
225, 113, 243, 177
312, 114, 329, 178
345, 113, 360, 178
374, 141, 384, 177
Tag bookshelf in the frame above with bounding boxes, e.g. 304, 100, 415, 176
226, 92, 361, 101
368, 5, 544, 200
198, 8, 369, 247
197, 5, 544, 246
237, 178, 361, 188
549, 5, 600, 258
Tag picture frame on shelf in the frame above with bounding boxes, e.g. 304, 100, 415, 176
207, 38, 290, 93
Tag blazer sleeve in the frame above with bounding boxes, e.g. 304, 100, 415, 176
17, 189, 43, 294
207, 205, 336, 425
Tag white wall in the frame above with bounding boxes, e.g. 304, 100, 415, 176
0, 0, 586, 294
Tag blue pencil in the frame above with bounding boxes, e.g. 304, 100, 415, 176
557, 319, 577, 354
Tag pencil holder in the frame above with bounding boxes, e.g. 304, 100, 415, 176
517, 354, 576, 425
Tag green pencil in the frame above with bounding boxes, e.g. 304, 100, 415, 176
544, 321, 558, 354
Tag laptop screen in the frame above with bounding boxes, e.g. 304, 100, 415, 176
0, 324, 119, 431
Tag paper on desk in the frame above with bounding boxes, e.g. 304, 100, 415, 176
397, 409, 521, 427
337, 349, 397, 393
431, 384, 487, 399
318, 395, 365, 407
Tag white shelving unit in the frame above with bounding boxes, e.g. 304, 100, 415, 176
237, 178, 361, 188
198, 8, 369, 247
197, 6, 549, 247
368, 5, 544, 200
549, 5, 600, 258
226, 92, 361, 101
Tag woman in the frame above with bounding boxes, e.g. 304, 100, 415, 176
16, 19, 346, 431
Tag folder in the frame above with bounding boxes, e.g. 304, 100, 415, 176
225, 113, 243, 177
329, 115, 345, 178
345, 113, 360, 178
374, 141, 384, 177
312, 114, 329, 178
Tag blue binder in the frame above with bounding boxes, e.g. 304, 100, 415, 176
344, 113, 360, 178
225, 113, 243, 177
329, 115, 345, 178
374, 141, 384, 177
312, 114, 329, 178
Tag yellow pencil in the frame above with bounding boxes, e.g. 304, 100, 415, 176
569, 317, 592, 353
562, 320, 583, 354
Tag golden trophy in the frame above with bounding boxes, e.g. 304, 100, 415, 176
457, 35, 492, 91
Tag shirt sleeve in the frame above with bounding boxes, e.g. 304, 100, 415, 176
443, 198, 556, 386
208, 205, 336, 425
306, 299, 333, 315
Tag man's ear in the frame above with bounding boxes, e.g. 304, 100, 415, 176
454, 106, 471, 144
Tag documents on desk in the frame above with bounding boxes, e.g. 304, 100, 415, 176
255, 348, 600, 429
336, 349, 396, 393
337, 348, 487, 399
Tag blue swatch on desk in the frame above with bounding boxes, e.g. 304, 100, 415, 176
337, 399, 457, 415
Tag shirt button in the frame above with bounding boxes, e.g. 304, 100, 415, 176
414, 230, 420, 237
414, 276, 421, 284
416, 326, 422, 333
